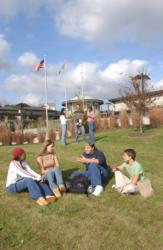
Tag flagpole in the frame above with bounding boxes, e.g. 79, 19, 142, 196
44, 55, 49, 139
64, 60, 68, 115
81, 63, 84, 109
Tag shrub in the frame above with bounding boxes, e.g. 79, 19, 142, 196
0, 128, 12, 145
38, 129, 46, 143
131, 112, 140, 128
48, 128, 55, 141
149, 109, 163, 128
13, 131, 24, 144
120, 111, 129, 128
24, 132, 35, 144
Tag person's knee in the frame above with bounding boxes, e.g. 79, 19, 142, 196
88, 163, 99, 171
25, 178, 35, 184
115, 170, 122, 177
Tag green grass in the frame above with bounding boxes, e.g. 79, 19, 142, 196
0, 128, 163, 250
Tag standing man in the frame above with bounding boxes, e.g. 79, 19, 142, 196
74, 104, 85, 143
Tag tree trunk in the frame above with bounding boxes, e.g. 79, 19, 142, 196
139, 112, 144, 133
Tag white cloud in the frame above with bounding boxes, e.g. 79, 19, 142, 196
153, 78, 163, 90
18, 52, 39, 68
3, 59, 150, 105
53, 0, 163, 46
0, 34, 11, 69
0, 0, 45, 19
1, 0, 163, 47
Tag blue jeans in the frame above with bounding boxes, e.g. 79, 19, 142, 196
75, 125, 85, 142
7, 178, 53, 200
88, 121, 95, 142
61, 124, 67, 145
43, 166, 64, 191
71, 163, 109, 187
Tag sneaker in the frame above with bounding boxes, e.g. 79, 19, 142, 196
53, 188, 62, 198
92, 185, 104, 196
112, 184, 117, 189
36, 197, 48, 206
59, 184, 66, 193
46, 195, 56, 203
87, 185, 94, 194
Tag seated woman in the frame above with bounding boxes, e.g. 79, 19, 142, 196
112, 148, 145, 194
6, 147, 55, 206
37, 139, 66, 198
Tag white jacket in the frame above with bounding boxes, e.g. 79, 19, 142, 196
6, 160, 41, 187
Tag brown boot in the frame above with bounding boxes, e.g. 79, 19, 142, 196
59, 184, 66, 193
36, 197, 48, 206
53, 188, 61, 198
46, 195, 56, 203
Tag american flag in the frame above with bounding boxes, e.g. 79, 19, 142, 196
35, 59, 44, 71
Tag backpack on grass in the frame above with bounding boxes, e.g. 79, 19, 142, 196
69, 175, 90, 194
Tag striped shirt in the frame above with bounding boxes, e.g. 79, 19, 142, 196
6, 160, 41, 187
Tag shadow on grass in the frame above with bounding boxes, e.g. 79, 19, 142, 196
95, 135, 107, 142
62, 168, 79, 181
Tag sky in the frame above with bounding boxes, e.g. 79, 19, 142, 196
1, 0, 163, 109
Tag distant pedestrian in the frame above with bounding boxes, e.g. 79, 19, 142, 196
87, 106, 96, 143
74, 104, 86, 143
60, 108, 67, 145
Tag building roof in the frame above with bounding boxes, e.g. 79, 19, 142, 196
108, 89, 163, 104
62, 96, 104, 106
0, 103, 59, 119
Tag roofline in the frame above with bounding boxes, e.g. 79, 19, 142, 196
109, 89, 163, 103
62, 99, 104, 106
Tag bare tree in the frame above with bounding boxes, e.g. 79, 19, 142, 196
120, 73, 155, 133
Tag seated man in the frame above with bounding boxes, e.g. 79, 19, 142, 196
72, 141, 110, 196
112, 148, 145, 194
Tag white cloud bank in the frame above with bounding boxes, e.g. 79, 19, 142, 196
1, 0, 163, 47
0, 34, 11, 69
4, 56, 157, 105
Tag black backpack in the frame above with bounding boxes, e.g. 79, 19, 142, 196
69, 175, 90, 194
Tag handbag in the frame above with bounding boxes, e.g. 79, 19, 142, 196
137, 177, 154, 198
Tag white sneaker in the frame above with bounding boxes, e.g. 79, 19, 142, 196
92, 185, 103, 196
87, 185, 94, 194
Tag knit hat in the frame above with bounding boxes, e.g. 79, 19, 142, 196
12, 147, 25, 160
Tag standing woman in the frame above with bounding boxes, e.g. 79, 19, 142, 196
60, 108, 67, 146
87, 106, 96, 143
6, 147, 55, 206
37, 139, 66, 198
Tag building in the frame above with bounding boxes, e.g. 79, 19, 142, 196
0, 103, 59, 130
108, 89, 163, 126
62, 96, 104, 115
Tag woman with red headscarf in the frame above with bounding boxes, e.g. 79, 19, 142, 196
6, 147, 55, 206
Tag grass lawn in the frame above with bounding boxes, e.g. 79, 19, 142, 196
0, 128, 163, 250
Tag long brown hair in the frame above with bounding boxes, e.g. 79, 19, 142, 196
39, 139, 55, 156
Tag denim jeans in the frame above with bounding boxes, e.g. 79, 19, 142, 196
88, 121, 95, 143
61, 124, 67, 145
43, 166, 64, 191
71, 163, 109, 187
75, 125, 85, 142
7, 178, 53, 200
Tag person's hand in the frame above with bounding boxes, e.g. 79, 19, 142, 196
77, 156, 87, 163
112, 168, 117, 173
35, 175, 41, 181
40, 176, 46, 183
